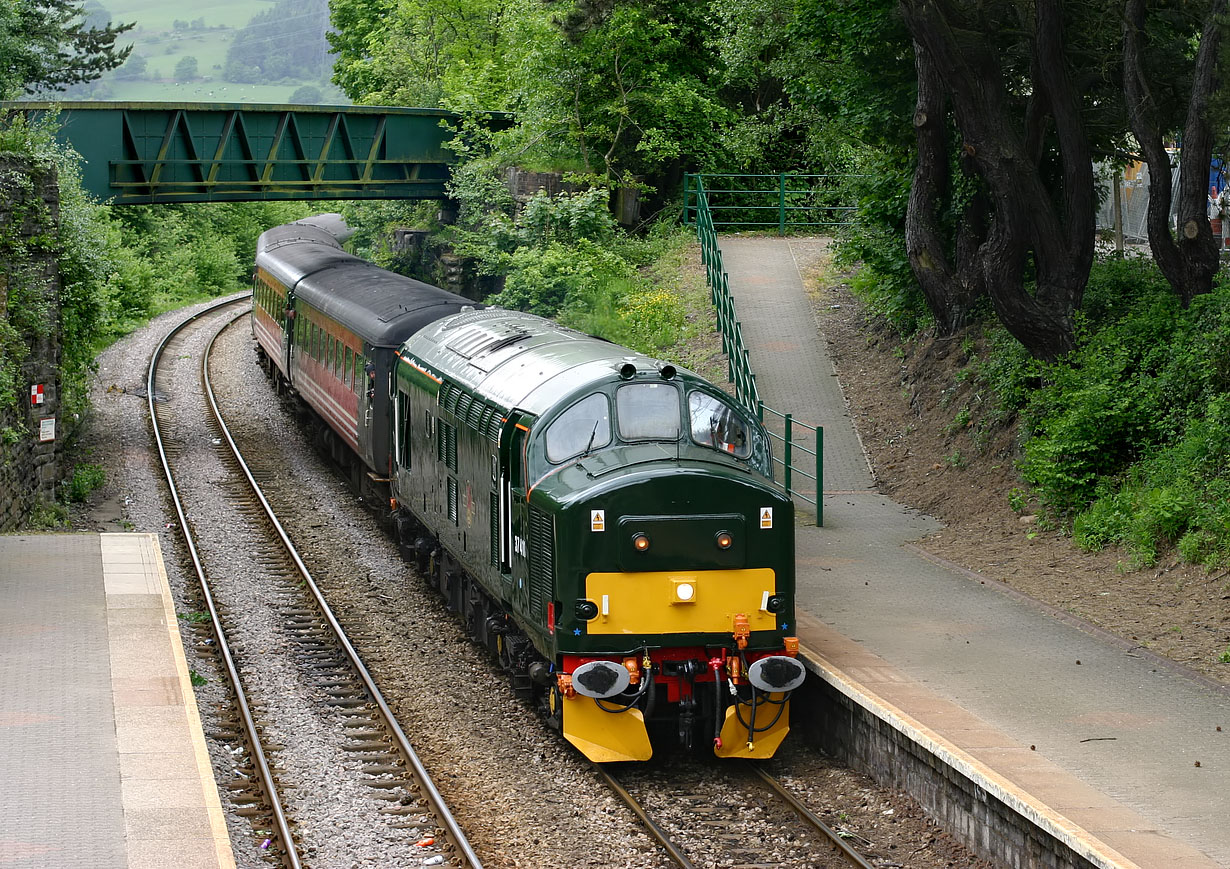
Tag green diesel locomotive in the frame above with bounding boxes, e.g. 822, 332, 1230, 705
252, 218, 806, 762
390, 308, 804, 761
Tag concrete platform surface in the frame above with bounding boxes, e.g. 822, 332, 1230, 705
0, 533, 234, 869
720, 235, 1230, 869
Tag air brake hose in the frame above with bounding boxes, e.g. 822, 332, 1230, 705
711, 657, 725, 748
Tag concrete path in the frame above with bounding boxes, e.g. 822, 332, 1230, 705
719, 235, 1230, 868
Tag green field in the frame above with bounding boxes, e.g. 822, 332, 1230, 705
80, 0, 345, 104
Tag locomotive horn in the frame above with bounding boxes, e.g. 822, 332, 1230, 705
657, 362, 676, 379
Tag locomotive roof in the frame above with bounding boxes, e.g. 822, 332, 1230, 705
403, 308, 700, 416
256, 221, 476, 347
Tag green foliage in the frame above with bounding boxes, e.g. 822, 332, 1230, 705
1006, 255, 1230, 565
173, 55, 198, 81
1, 0, 133, 96
28, 502, 69, 528
837, 157, 930, 337
64, 462, 105, 502
485, 240, 632, 318
290, 85, 323, 104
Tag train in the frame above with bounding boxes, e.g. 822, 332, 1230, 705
249, 216, 806, 762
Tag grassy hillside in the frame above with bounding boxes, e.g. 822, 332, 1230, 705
64, 0, 348, 104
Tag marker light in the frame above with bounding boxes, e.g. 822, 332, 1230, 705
674, 581, 696, 602
715, 530, 733, 550
632, 532, 650, 552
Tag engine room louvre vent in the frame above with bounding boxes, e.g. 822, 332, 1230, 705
489, 493, 499, 566
445, 322, 532, 359
456, 392, 474, 422
447, 477, 458, 525
437, 382, 463, 413
467, 399, 484, 429
479, 405, 500, 443
528, 507, 554, 619
437, 421, 457, 471
484, 408, 502, 443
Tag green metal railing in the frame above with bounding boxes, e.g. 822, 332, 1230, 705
688, 175, 823, 525
758, 404, 823, 527
694, 177, 760, 410
683, 172, 860, 235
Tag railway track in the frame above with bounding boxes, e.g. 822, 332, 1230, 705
598, 758, 877, 868
149, 299, 481, 868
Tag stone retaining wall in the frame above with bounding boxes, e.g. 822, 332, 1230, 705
0, 158, 63, 531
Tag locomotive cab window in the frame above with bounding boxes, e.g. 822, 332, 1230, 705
688, 392, 751, 458
546, 393, 611, 463
616, 383, 681, 442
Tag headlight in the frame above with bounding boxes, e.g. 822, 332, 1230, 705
672, 580, 696, 603
715, 530, 733, 550
575, 600, 599, 621
632, 532, 650, 552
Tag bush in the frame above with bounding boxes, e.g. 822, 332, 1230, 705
64, 463, 105, 502
486, 240, 632, 318
1014, 255, 1230, 565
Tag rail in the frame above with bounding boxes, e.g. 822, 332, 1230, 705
687, 175, 823, 525
683, 172, 861, 235
148, 298, 301, 868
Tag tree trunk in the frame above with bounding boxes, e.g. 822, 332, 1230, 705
900, 0, 1095, 361
904, 43, 986, 334
1123, 0, 1225, 307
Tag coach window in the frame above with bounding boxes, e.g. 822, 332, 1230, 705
334, 339, 343, 379
688, 392, 751, 458
616, 383, 680, 442
546, 393, 610, 463
353, 353, 363, 394
343, 346, 353, 387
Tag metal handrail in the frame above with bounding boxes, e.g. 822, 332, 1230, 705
686, 176, 824, 526
683, 172, 862, 235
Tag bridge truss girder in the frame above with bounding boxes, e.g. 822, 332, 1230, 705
4, 101, 507, 205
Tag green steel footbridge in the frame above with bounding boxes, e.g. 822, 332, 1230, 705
2, 101, 511, 205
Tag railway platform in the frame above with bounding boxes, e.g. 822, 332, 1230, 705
0, 533, 234, 869
721, 235, 1229, 868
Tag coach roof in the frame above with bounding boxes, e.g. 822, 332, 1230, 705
256, 222, 476, 348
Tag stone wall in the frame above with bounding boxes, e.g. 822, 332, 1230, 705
0, 158, 63, 531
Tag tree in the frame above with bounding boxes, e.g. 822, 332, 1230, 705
1123, 0, 1229, 307
174, 55, 198, 81
1, 0, 133, 96
289, 85, 324, 104
225, 0, 331, 84
897, 0, 1106, 361
114, 51, 146, 80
